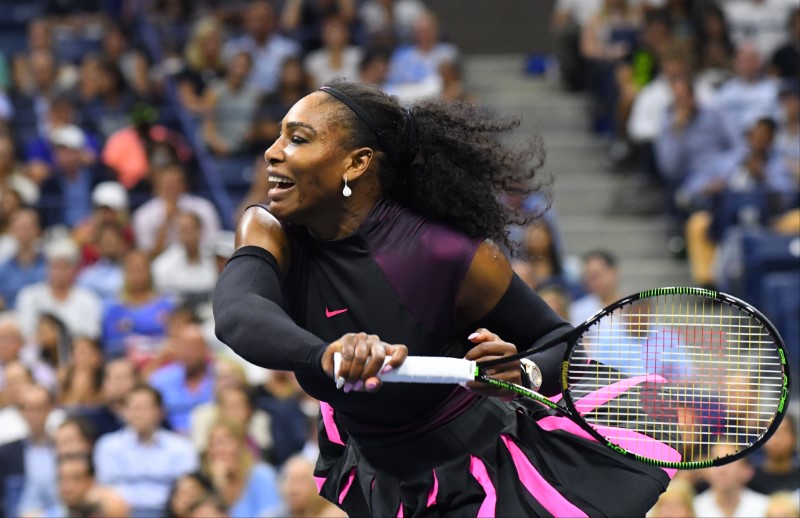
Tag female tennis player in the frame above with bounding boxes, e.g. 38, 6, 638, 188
213, 80, 674, 516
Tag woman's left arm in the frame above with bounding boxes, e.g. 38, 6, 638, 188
456, 240, 574, 397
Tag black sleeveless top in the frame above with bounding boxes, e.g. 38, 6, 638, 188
282, 198, 483, 429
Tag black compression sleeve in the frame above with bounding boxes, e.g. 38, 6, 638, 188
213, 246, 328, 378
475, 274, 574, 396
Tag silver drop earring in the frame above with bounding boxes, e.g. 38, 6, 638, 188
342, 177, 352, 197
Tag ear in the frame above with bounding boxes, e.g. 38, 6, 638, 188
343, 147, 374, 182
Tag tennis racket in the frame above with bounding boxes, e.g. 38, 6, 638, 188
333, 287, 791, 470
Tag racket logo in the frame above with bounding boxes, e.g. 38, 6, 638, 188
607, 443, 628, 456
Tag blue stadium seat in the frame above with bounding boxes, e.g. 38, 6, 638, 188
760, 272, 800, 370
740, 231, 800, 308
0, 1, 45, 29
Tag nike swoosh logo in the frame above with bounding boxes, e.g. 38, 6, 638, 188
325, 307, 349, 318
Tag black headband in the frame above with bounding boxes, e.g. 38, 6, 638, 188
319, 85, 417, 169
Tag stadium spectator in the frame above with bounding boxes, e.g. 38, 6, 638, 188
580, 0, 642, 135
176, 16, 226, 115
75, 220, 127, 302
101, 22, 151, 100
748, 416, 800, 495
80, 60, 138, 141
202, 51, 260, 156
23, 93, 101, 185
16, 237, 102, 341
304, 16, 363, 88
648, 476, 696, 518
190, 357, 270, 454
152, 211, 218, 300
254, 370, 311, 467
72, 180, 133, 267
101, 249, 175, 360
0, 134, 38, 208
11, 384, 59, 517
87, 358, 139, 437
32, 313, 69, 379
712, 43, 780, 138
222, 0, 302, 96
132, 164, 221, 257
384, 10, 456, 101
536, 284, 572, 321
0, 314, 56, 394
0, 361, 32, 446
57, 335, 105, 409
654, 77, 740, 245
694, 442, 770, 517
570, 250, 621, 325
149, 323, 214, 434
765, 491, 800, 517
0, 209, 47, 311
769, 7, 800, 79
358, 0, 426, 48
252, 57, 313, 150
36, 124, 110, 229
692, 3, 736, 94
682, 117, 794, 287
723, 0, 799, 60
94, 383, 198, 517
102, 102, 193, 192
165, 471, 216, 518
10, 20, 57, 95
49, 453, 130, 518
54, 416, 95, 456
201, 419, 280, 517
512, 219, 583, 299
262, 454, 346, 518
280, 0, 356, 53
187, 492, 229, 518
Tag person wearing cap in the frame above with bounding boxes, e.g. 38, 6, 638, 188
72, 181, 134, 267
36, 125, 111, 229
15, 237, 103, 342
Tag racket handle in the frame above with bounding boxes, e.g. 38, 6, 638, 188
333, 353, 476, 384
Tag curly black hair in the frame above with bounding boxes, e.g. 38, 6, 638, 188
320, 80, 549, 250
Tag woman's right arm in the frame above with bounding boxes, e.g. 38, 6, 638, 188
212, 206, 329, 377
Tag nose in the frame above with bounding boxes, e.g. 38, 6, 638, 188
264, 138, 283, 165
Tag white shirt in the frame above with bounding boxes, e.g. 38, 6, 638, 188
712, 77, 780, 137
723, 0, 800, 59
15, 282, 102, 340
304, 46, 363, 88
693, 488, 770, 518
152, 244, 217, 298
132, 194, 221, 253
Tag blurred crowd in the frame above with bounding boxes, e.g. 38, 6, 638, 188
0, 0, 471, 517
0, 0, 797, 517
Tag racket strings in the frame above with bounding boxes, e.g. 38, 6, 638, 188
566, 293, 783, 465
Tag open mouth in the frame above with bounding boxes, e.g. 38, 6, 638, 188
268, 175, 296, 190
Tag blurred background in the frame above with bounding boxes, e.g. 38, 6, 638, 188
0, 0, 798, 517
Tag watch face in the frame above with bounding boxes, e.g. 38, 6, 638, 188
521, 359, 542, 390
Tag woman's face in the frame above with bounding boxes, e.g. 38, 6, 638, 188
219, 389, 251, 427
171, 476, 207, 517
124, 252, 152, 293
72, 337, 102, 370
208, 426, 240, 462
263, 93, 354, 223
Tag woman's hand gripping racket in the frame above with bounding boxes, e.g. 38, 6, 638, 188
334, 287, 791, 470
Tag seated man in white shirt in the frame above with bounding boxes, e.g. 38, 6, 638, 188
694, 441, 769, 518
15, 237, 103, 341
152, 211, 218, 301
132, 164, 221, 258
94, 383, 198, 518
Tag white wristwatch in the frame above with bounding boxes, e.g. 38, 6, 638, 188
520, 358, 542, 392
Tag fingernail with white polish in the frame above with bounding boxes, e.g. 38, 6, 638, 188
468, 332, 480, 340
336, 377, 345, 390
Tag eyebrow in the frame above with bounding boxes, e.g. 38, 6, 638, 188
284, 121, 317, 135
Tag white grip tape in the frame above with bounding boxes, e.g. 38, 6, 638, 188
333, 353, 476, 384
